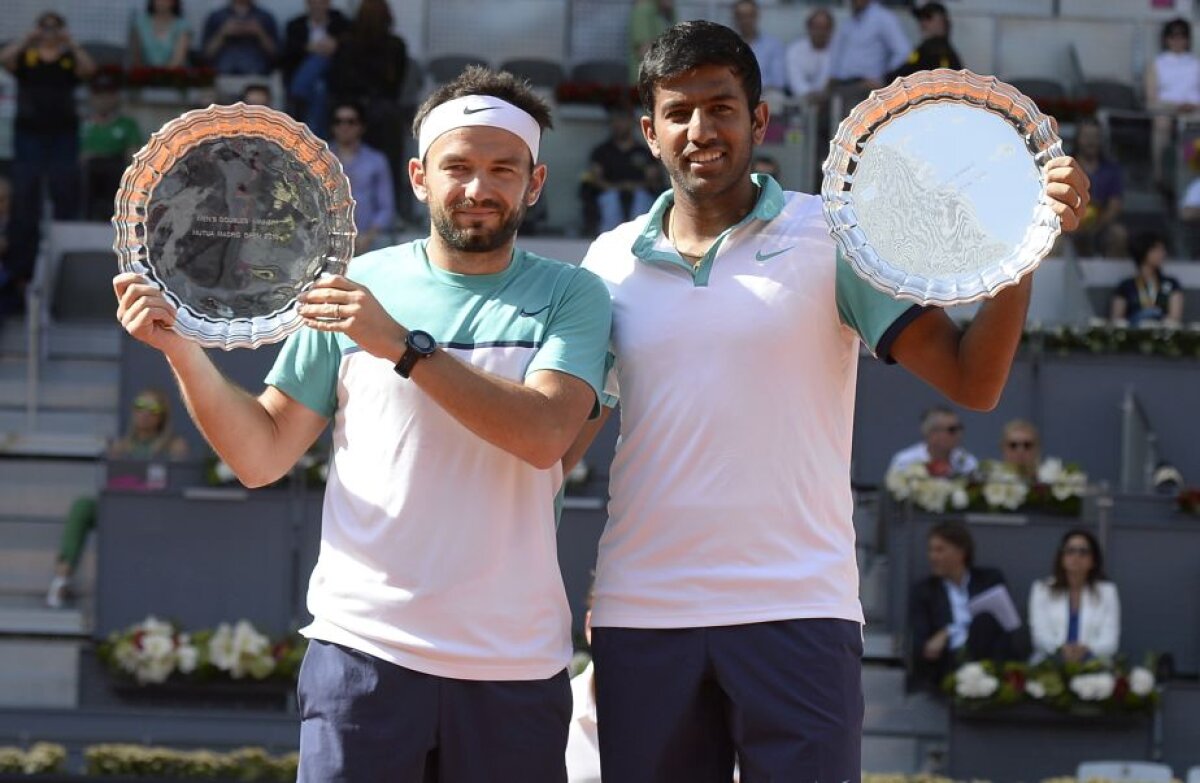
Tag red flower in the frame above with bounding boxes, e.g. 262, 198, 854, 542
1113, 675, 1130, 702
1004, 668, 1026, 693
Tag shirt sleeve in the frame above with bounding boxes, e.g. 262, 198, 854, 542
525, 267, 614, 418
368, 153, 395, 233
264, 327, 341, 418
883, 11, 913, 71
835, 249, 926, 362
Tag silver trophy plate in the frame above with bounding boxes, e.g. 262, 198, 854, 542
821, 70, 1064, 307
113, 103, 356, 349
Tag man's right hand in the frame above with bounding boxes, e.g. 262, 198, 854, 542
113, 273, 191, 355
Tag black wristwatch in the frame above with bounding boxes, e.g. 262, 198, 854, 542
394, 330, 437, 378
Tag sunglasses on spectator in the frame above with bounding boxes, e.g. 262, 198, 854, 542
332, 116, 360, 126
936, 424, 963, 434
133, 398, 164, 413
1063, 545, 1092, 556
1005, 440, 1036, 450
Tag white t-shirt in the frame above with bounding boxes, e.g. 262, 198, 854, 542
267, 241, 611, 680
582, 175, 921, 629
1155, 51, 1200, 106
566, 663, 601, 782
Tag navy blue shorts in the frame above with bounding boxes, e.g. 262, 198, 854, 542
296, 640, 571, 783
591, 618, 864, 783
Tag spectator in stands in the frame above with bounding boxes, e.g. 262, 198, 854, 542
826, 0, 910, 90
1071, 116, 1127, 258
81, 70, 143, 221
330, 100, 394, 255
46, 388, 189, 608
732, 0, 786, 97
282, 0, 349, 139
888, 406, 979, 478
0, 11, 94, 294
1110, 230, 1184, 326
1146, 17, 1200, 189
999, 418, 1041, 482
330, 0, 408, 215
202, 0, 278, 76
580, 105, 657, 235
129, 0, 191, 69
240, 82, 271, 106
887, 1, 962, 81
1028, 529, 1120, 664
629, 0, 675, 85
910, 521, 1020, 690
785, 7, 833, 103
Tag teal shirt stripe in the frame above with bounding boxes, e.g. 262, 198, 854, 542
834, 247, 921, 357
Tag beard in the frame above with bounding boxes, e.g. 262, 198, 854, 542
430, 193, 530, 253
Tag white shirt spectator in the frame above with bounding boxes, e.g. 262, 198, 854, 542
1154, 50, 1200, 106
1028, 579, 1121, 662
566, 662, 600, 783
748, 33, 787, 92
1183, 177, 1200, 210
785, 36, 831, 98
888, 442, 979, 477
827, 0, 910, 83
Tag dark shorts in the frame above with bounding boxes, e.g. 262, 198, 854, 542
297, 639, 571, 783
591, 618, 864, 783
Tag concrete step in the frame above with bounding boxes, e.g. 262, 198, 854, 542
0, 321, 121, 361
0, 459, 103, 519
863, 664, 907, 707
0, 357, 118, 410
0, 519, 96, 597
0, 431, 107, 458
862, 734, 921, 775
0, 635, 82, 708
0, 593, 87, 636
0, 409, 118, 441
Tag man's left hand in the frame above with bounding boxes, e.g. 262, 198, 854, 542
298, 275, 406, 362
1044, 155, 1091, 233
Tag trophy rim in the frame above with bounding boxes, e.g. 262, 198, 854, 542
112, 102, 356, 350
820, 69, 1064, 308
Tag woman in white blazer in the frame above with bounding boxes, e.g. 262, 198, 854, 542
1029, 528, 1121, 663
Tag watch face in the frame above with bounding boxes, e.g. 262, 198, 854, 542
410, 330, 437, 353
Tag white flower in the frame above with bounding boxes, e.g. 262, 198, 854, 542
214, 460, 236, 483
1026, 680, 1046, 699
1069, 671, 1116, 701
140, 633, 174, 660
983, 478, 1028, 510
1129, 667, 1155, 697
911, 477, 958, 513
954, 662, 999, 699
885, 463, 929, 501
210, 620, 273, 679
951, 487, 970, 510
176, 634, 198, 674
208, 623, 238, 672
1037, 457, 1064, 485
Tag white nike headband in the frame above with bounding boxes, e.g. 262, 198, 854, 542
417, 95, 542, 162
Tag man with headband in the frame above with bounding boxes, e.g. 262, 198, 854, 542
112, 67, 611, 782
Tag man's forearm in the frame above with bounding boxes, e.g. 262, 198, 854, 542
954, 275, 1032, 409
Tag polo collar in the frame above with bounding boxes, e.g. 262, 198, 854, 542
631, 173, 784, 287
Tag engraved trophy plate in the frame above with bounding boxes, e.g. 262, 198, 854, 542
821, 70, 1064, 307
113, 103, 356, 349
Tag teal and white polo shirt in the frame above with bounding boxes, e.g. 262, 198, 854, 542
266, 240, 611, 680
582, 174, 923, 630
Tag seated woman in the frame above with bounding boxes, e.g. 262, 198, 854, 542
1146, 17, 1200, 187
999, 419, 1041, 482
46, 388, 188, 607
129, 0, 191, 69
1028, 528, 1120, 664
909, 521, 1021, 690
1110, 231, 1184, 327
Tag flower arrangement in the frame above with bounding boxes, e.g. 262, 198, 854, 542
885, 459, 1087, 515
1028, 320, 1200, 359
945, 658, 1158, 714
126, 65, 217, 90
554, 81, 639, 106
98, 616, 306, 686
0, 743, 65, 775
84, 744, 298, 780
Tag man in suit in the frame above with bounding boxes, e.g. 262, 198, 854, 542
909, 520, 1021, 690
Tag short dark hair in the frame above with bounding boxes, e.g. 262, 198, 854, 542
637, 20, 762, 115
412, 66, 553, 163
1162, 17, 1191, 50
928, 520, 974, 567
145, 0, 183, 15
1129, 230, 1166, 268
1050, 528, 1106, 591
330, 99, 365, 125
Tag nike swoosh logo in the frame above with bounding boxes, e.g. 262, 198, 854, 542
519, 304, 551, 317
463, 106, 496, 115
755, 246, 794, 263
